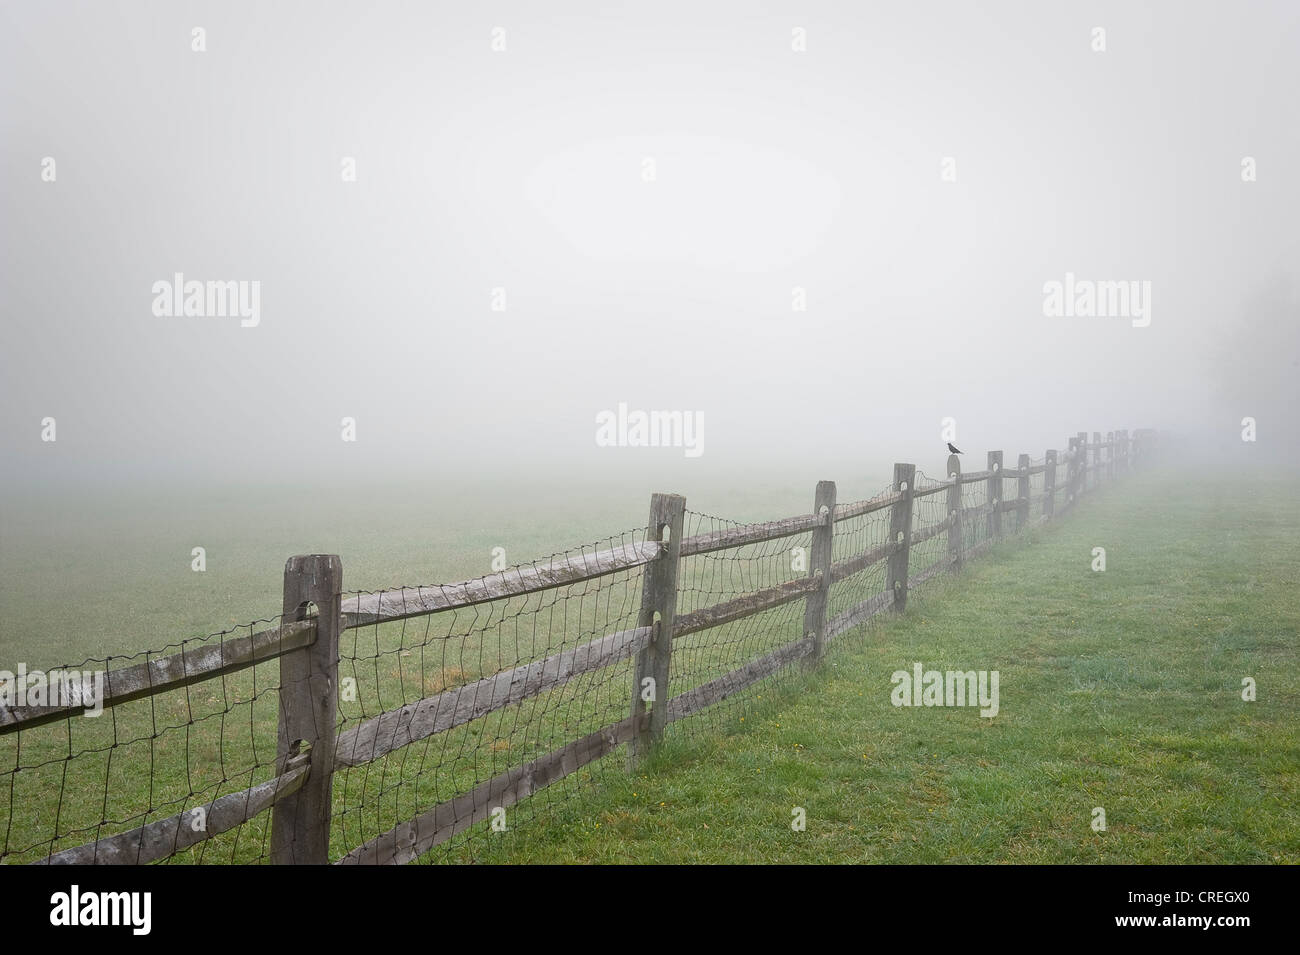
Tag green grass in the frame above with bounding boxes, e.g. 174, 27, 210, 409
2, 467, 1295, 864
0, 472, 868, 863
0, 473, 860, 665
455, 470, 1300, 863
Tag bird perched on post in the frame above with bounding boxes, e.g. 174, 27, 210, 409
947, 442, 962, 454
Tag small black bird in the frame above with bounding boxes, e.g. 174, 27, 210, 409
947, 442, 962, 454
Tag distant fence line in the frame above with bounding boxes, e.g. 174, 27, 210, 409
0, 428, 1157, 864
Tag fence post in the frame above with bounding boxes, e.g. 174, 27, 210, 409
272, 554, 343, 865
986, 451, 1003, 541
946, 453, 963, 572
628, 492, 686, 766
886, 463, 916, 612
803, 480, 837, 663
1119, 429, 1130, 472
1016, 453, 1031, 530
1106, 431, 1115, 481
1066, 436, 1080, 509
1091, 432, 1101, 488
1076, 432, 1089, 495
1043, 449, 1057, 519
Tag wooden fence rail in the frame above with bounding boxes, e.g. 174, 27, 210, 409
6, 427, 1156, 865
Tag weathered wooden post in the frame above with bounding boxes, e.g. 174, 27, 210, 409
803, 480, 836, 663
886, 463, 916, 612
272, 554, 343, 864
986, 451, 1003, 541
1091, 432, 1101, 488
1118, 429, 1129, 472
1043, 449, 1057, 519
1076, 432, 1089, 495
1016, 453, 1031, 530
1106, 431, 1115, 481
1065, 436, 1080, 510
628, 493, 686, 765
946, 453, 963, 572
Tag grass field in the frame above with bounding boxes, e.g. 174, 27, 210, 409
0, 471, 870, 665
454, 469, 1300, 864
2, 464, 1295, 863
0, 467, 888, 863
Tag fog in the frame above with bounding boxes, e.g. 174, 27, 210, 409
3, 0, 1299, 500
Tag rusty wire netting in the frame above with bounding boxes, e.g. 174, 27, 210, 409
331, 527, 650, 863
0, 434, 1137, 865
1, 616, 295, 864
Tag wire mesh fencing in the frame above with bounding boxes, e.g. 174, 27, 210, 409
0, 615, 296, 864
665, 509, 814, 740
331, 528, 651, 863
0, 430, 1152, 865
910, 470, 955, 585
827, 483, 894, 626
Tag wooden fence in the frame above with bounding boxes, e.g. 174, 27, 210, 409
0, 428, 1157, 864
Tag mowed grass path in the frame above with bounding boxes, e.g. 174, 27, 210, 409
466, 471, 1300, 863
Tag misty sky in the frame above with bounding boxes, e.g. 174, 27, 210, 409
2, 0, 1298, 491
